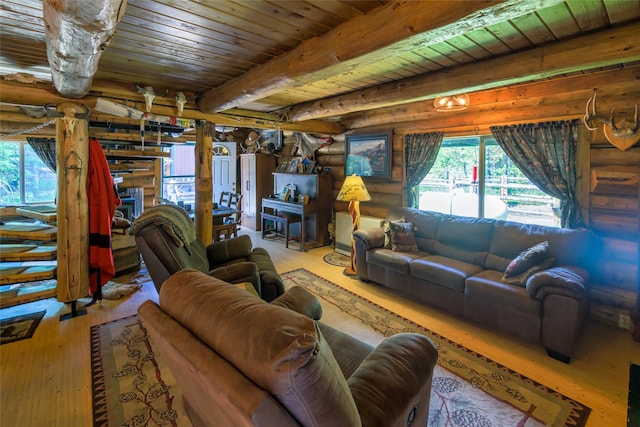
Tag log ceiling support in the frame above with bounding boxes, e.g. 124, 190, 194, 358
43, 0, 126, 98
198, 0, 567, 113
55, 103, 90, 304
0, 81, 343, 135
285, 21, 640, 122
195, 121, 214, 246
342, 66, 640, 131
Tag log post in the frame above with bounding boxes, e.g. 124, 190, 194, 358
56, 103, 90, 303
195, 121, 214, 245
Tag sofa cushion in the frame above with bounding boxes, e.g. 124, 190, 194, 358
389, 221, 418, 252
486, 220, 594, 272
410, 255, 484, 292
387, 207, 442, 253
504, 241, 550, 276
465, 270, 541, 316
432, 215, 493, 266
207, 234, 253, 265
383, 217, 405, 249
501, 257, 555, 286
367, 248, 426, 275
159, 269, 361, 427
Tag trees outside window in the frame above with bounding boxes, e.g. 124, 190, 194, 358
0, 141, 56, 206
418, 136, 560, 227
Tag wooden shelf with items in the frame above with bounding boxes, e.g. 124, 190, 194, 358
0, 216, 58, 305
0, 244, 57, 262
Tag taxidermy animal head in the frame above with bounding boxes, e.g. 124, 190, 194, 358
583, 91, 639, 151
175, 91, 187, 117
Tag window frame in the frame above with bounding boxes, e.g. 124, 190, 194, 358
0, 140, 57, 206
418, 135, 560, 227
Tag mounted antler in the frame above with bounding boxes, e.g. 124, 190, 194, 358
583, 91, 640, 151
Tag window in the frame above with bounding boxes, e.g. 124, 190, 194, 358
418, 136, 560, 227
162, 143, 195, 207
0, 141, 56, 206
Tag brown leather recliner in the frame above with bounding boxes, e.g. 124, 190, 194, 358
130, 204, 285, 301
138, 269, 438, 427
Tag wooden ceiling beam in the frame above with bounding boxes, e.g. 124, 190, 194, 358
287, 21, 640, 122
198, 0, 567, 113
342, 66, 640, 129
43, 0, 127, 98
0, 80, 344, 135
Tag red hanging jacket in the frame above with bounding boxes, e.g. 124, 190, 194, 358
87, 137, 121, 295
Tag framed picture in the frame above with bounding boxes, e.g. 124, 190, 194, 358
287, 158, 299, 173
260, 129, 283, 153
276, 161, 289, 172
345, 130, 392, 180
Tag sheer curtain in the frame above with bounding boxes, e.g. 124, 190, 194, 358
490, 120, 583, 228
27, 137, 57, 173
404, 132, 444, 208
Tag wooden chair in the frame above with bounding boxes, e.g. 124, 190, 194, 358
214, 192, 243, 241
219, 191, 232, 208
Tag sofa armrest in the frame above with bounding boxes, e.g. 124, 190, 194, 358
348, 333, 438, 427
206, 234, 253, 265
353, 227, 385, 250
270, 286, 322, 320
208, 261, 260, 293
526, 266, 589, 301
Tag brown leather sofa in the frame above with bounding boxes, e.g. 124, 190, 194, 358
353, 207, 596, 363
130, 204, 285, 301
138, 269, 439, 427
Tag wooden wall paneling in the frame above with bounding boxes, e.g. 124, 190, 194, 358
591, 146, 640, 167
589, 165, 640, 301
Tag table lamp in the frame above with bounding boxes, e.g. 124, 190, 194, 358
336, 174, 371, 276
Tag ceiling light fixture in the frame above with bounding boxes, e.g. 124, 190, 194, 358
434, 94, 470, 112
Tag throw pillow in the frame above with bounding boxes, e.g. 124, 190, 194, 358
501, 257, 555, 286
389, 221, 418, 252
504, 241, 550, 276
383, 217, 405, 249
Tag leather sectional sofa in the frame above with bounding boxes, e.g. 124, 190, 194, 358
353, 207, 597, 362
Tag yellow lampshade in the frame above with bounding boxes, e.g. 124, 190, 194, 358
336, 175, 371, 202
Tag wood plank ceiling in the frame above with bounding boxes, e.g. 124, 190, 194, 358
1, 0, 639, 132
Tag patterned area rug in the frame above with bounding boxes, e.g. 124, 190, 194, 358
0, 310, 46, 345
322, 251, 351, 267
90, 268, 590, 427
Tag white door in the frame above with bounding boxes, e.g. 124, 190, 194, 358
212, 142, 236, 204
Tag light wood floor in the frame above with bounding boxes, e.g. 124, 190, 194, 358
1, 229, 638, 426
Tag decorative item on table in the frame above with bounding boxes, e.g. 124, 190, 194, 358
297, 194, 309, 204
303, 159, 316, 174
276, 161, 289, 173
287, 158, 299, 173
287, 183, 297, 200
278, 186, 290, 201
336, 174, 371, 276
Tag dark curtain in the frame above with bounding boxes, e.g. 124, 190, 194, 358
27, 138, 57, 173
404, 132, 444, 208
489, 120, 584, 228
